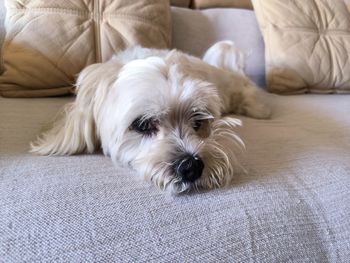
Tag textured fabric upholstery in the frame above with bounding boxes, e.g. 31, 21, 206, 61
1, 95, 350, 262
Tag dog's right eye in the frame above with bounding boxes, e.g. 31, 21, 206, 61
130, 117, 159, 136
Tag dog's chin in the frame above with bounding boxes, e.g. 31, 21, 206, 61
148, 163, 234, 195
151, 167, 233, 195
145, 167, 195, 194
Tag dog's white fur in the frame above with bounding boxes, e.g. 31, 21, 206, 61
31, 41, 271, 194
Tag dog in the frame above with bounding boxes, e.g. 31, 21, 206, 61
31, 41, 271, 194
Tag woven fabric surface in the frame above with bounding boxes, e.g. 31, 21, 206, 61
1, 94, 350, 262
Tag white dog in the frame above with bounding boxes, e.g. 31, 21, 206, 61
31, 41, 271, 194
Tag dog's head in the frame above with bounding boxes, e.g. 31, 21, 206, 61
31, 49, 244, 194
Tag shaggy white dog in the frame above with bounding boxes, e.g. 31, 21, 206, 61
31, 41, 271, 194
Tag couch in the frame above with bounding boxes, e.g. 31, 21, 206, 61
1, 1, 350, 262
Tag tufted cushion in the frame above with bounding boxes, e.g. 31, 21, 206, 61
253, 0, 350, 94
0, 0, 171, 98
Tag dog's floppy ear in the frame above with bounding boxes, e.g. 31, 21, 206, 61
31, 61, 122, 156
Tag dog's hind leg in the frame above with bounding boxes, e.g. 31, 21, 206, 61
202, 41, 271, 119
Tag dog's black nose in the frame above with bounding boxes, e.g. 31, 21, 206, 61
175, 154, 204, 182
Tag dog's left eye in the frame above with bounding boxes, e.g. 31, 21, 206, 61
130, 117, 159, 136
192, 119, 203, 131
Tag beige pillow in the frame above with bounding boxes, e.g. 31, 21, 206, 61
253, 0, 350, 94
0, 0, 171, 98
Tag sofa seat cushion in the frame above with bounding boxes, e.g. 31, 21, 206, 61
1, 94, 350, 261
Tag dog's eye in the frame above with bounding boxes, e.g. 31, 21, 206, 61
130, 117, 159, 136
192, 119, 202, 131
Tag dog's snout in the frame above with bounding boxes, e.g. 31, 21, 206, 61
175, 154, 204, 182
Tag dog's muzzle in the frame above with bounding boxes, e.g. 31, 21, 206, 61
174, 154, 204, 183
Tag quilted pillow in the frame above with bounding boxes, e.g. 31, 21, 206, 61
253, 0, 350, 94
0, 0, 170, 97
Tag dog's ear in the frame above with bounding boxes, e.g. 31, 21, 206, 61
31, 61, 122, 156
